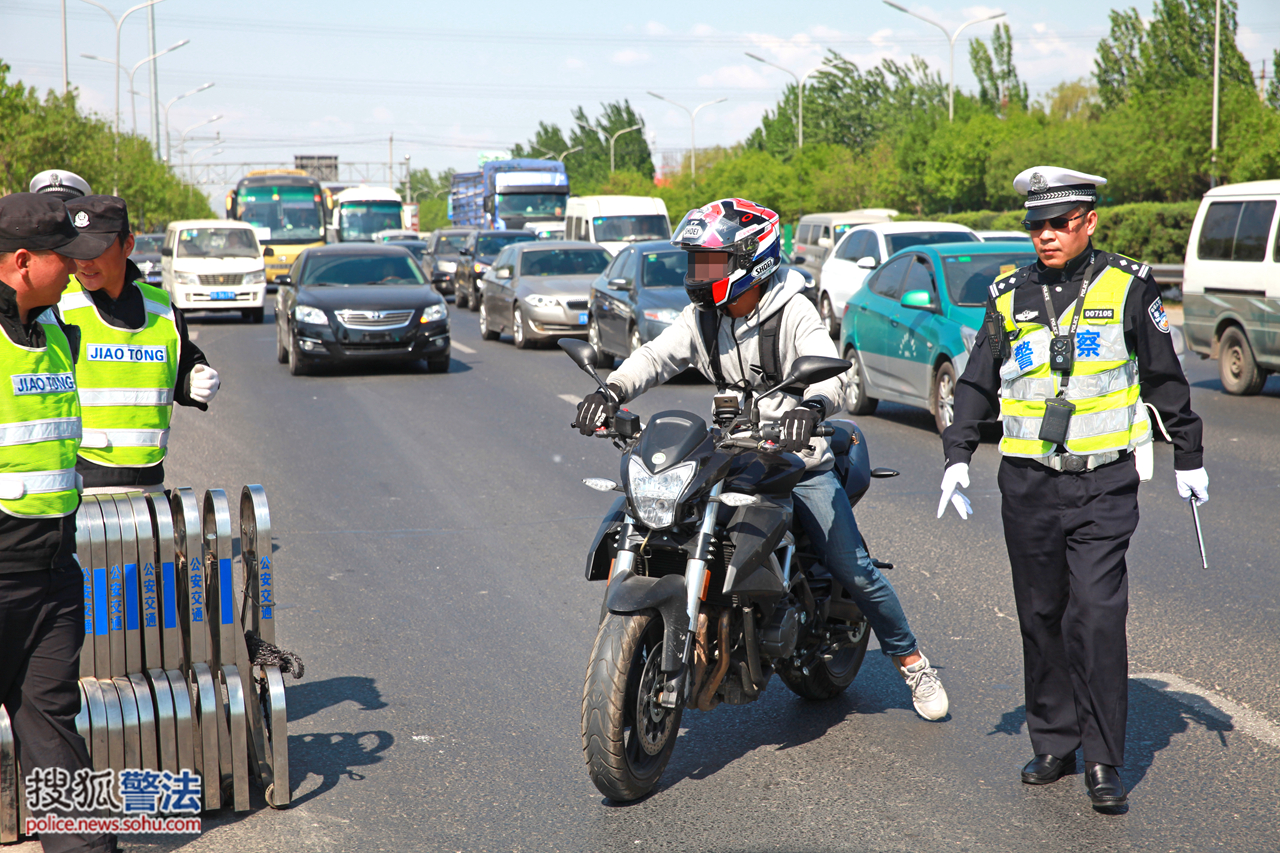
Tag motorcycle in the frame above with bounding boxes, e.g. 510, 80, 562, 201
561, 338, 900, 802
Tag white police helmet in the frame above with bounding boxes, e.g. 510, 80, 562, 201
29, 170, 93, 202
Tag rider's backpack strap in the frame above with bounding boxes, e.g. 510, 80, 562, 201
697, 308, 728, 391
758, 307, 785, 388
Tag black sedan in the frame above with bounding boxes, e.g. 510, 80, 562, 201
422, 227, 476, 295
274, 244, 450, 376
129, 233, 164, 286
453, 229, 538, 312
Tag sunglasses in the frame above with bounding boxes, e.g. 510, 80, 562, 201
1022, 211, 1086, 232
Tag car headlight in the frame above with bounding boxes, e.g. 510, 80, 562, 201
524, 293, 559, 309
244, 270, 266, 286
420, 304, 447, 323
436, 260, 457, 273
627, 458, 696, 530
960, 324, 978, 353
294, 304, 327, 325
643, 308, 681, 324
174, 272, 200, 287
473, 262, 490, 274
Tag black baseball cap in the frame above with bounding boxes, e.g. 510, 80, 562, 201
0, 193, 103, 259
65, 195, 130, 258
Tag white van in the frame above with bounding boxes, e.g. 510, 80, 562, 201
1182, 179, 1280, 395
563, 196, 670, 255
161, 219, 268, 323
792, 209, 897, 286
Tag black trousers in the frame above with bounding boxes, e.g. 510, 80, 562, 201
0, 565, 115, 853
998, 456, 1140, 768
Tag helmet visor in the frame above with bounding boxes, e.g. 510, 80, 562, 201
686, 251, 733, 285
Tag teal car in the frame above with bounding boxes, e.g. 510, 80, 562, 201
839, 242, 1038, 433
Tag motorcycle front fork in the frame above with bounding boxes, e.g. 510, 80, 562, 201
658, 482, 723, 708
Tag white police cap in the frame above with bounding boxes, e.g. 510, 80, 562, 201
1013, 166, 1106, 220
29, 170, 92, 202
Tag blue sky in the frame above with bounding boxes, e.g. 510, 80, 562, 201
4, 0, 1279, 203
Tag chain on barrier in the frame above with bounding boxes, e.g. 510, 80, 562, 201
0, 485, 302, 842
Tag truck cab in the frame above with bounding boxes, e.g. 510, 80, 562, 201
328, 186, 407, 243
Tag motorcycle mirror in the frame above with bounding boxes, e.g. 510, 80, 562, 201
759, 355, 852, 400
558, 337, 616, 401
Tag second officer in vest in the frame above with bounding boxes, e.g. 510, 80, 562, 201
57, 195, 219, 493
938, 167, 1207, 810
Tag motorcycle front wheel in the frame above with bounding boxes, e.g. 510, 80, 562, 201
582, 610, 682, 802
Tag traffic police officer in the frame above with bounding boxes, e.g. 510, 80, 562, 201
29, 170, 92, 203
58, 196, 218, 493
0, 193, 117, 853
938, 167, 1207, 810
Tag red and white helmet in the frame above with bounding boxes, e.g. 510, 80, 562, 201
672, 198, 781, 311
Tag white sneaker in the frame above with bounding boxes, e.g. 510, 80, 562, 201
899, 655, 949, 720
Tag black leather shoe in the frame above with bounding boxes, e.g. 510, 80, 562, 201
1021, 753, 1076, 784
1085, 762, 1127, 808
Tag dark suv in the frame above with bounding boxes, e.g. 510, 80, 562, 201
453, 229, 539, 311
423, 228, 476, 295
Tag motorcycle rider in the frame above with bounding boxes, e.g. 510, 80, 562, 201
576, 198, 948, 720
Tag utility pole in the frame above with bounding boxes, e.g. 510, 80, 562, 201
1210, 0, 1221, 188
148, 3, 160, 156
61, 0, 68, 95
388, 133, 394, 190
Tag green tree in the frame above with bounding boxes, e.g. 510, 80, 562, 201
511, 101, 655, 193
400, 167, 454, 231
969, 23, 1029, 114
1267, 50, 1280, 111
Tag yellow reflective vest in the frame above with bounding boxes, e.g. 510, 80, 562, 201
0, 309, 82, 518
58, 277, 179, 468
995, 262, 1152, 458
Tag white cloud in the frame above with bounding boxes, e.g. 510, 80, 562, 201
563, 57, 585, 70
644, 21, 670, 36
612, 48, 651, 66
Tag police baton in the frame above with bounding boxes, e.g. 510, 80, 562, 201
1188, 498, 1208, 570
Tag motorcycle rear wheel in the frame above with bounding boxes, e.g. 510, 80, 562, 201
582, 610, 682, 802
777, 615, 870, 700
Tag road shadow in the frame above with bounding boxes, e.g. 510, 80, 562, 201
1189, 374, 1280, 397
287, 675, 388, 723
286, 729, 395, 806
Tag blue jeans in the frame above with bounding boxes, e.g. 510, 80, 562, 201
791, 468, 919, 658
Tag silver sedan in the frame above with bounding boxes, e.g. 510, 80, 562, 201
478, 241, 613, 349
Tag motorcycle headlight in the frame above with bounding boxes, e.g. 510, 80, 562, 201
174, 272, 200, 287
524, 293, 559, 309
244, 270, 266, 286
294, 304, 327, 325
627, 458, 696, 530
419, 304, 447, 323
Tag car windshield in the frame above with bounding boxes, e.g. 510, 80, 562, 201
477, 233, 536, 256
392, 242, 427, 262
235, 185, 325, 243
131, 235, 162, 255
339, 202, 403, 242
592, 215, 670, 243
519, 248, 612, 276
886, 231, 980, 254
942, 253, 1037, 306
175, 228, 259, 259
436, 233, 471, 253
497, 193, 566, 218
641, 250, 687, 287
300, 253, 426, 286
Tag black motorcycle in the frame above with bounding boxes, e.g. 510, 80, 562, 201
561, 338, 900, 802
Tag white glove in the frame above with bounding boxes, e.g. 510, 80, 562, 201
937, 463, 972, 520
188, 364, 220, 405
1175, 467, 1208, 506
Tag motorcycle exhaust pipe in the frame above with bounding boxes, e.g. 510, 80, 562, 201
695, 610, 732, 711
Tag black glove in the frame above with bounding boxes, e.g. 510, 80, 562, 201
776, 403, 822, 453
575, 385, 622, 435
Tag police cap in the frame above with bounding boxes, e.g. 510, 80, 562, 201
0, 193, 105, 259
29, 169, 92, 202
65, 195, 130, 258
1013, 166, 1107, 221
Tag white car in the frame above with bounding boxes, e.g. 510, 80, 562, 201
816, 221, 982, 337
976, 230, 1034, 244
161, 219, 268, 323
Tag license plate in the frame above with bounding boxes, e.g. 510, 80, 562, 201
578, 312, 588, 325
363, 332, 391, 342
209, 291, 235, 300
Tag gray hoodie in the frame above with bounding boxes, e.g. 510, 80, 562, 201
608, 270, 845, 472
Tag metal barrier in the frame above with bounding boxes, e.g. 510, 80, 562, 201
0, 484, 294, 840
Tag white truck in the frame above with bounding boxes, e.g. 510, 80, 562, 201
327, 186, 407, 243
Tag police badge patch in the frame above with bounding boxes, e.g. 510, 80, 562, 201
73, 211, 89, 228
1148, 297, 1170, 333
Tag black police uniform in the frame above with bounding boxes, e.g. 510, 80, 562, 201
69, 257, 210, 489
942, 243, 1204, 768
0, 193, 116, 853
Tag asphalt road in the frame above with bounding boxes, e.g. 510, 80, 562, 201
37, 301, 1279, 853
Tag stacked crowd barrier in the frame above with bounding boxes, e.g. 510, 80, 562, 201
0, 485, 292, 842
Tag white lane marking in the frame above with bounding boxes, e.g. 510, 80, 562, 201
557, 394, 580, 405
451, 342, 476, 354
1133, 672, 1280, 750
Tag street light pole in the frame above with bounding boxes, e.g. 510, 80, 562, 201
82, 39, 188, 135
163, 82, 214, 164
882, 1, 1006, 122
178, 115, 222, 173
647, 92, 727, 182
575, 121, 642, 172
745, 53, 815, 148
1210, 0, 1221, 188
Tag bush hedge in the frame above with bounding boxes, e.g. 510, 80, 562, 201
911, 201, 1201, 264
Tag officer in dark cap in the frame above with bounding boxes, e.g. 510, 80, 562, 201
937, 166, 1206, 811
0, 193, 118, 852
29, 170, 92, 203
57, 195, 216, 494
